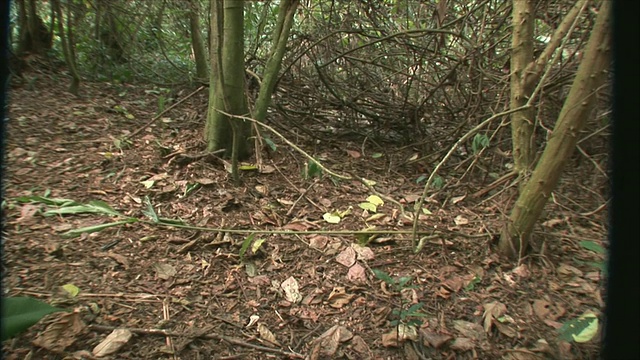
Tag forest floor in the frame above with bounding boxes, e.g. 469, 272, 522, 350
3, 67, 607, 359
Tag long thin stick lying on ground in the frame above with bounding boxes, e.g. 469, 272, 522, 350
127, 86, 205, 140
89, 324, 306, 359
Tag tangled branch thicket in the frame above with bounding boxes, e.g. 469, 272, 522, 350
272, 1, 608, 185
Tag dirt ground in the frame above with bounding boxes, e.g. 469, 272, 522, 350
2, 68, 607, 359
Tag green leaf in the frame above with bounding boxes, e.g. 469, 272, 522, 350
366, 195, 384, 206
323, 212, 341, 224
61, 284, 81, 297
239, 234, 255, 261
371, 153, 383, 158
406, 303, 424, 314
396, 276, 413, 288
2, 297, 66, 341
464, 276, 481, 291
372, 269, 394, 285
306, 160, 322, 178
362, 178, 377, 186
142, 196, 159, 223
579, 241, 605, 254
43, 200, 123, 217
432, 176, 444, 189
62, 219, 137, 238
251, 238, 266, 254
472, 133, 490, 154
264, 137, 277, 151
239, 164, 258, 171
358, 202, 377, 212
558, 313, 599, 343
15, 195, 77, 207
355, 233, 371, 245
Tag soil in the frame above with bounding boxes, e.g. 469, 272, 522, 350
2, 68, 607, 359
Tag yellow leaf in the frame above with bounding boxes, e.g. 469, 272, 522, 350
338, 206, 353, 217
572, 313, 598, 343
251, 238, 266, 253
358, 202, 377, 212
365, 213, 386, 222
62, 284, 80, 297
362, 178, 377, 186
366, 195, 384, 206
323, 212, 341, 224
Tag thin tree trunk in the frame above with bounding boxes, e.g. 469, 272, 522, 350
52, 0, 81, 95
499, 1, 611, 259
205, 0, 251, 164
509, 0, 535, 171
253, 0, 299, 124
189, 0, 208, 82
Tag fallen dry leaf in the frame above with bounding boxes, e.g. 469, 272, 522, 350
351, 243, 375, 260
482, 301, 507, 332
347, 263, 367, 282
449, 337, 475, 351
257, 323, 280, 346
92, 328, 132, 357
421, 330, 453, 349
453, 320, 486, 341
33, 311, 86, 352
309, 325, 353, 358
281, 276, 302, 303
336, 246, 357, 267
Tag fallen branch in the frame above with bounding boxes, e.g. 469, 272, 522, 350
89, 324, 306, 359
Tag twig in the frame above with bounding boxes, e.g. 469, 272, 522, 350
410, 105, 531, 251
126, 86, 205, 140
216, 109, 351, 180
88, 324, 306, 359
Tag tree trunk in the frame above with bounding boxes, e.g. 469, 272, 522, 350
499, 1, 611, 259
17, 0, 52, 56
205, 0, 251, 161
509, 0, 535, 171
52, 0, 81, 95
253, 0, 299, 124
189, 0, 208, 82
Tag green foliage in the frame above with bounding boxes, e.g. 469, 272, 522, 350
373, 269, 427, 327
575, 241, 607, 277
263, 136, 277, 152
464, 275, 482, 291
2, 297, 66, 341
417, 174, 444, 190
302, 160, 322, 179
239, 233, 255, 261
239, 234, 266, 263
391, 302, 428, 327
43, 200, 124, 217
558, 313, 599, 343
472, 133, 490, 154
579, 241, 605, 254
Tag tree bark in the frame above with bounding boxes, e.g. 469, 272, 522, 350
205, 0, 251, 162
52, 0, 81, 95
499, 1, 611, 259
189, 0, 209, 82
253, 0, 299, 124
509, 0, 535, 171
